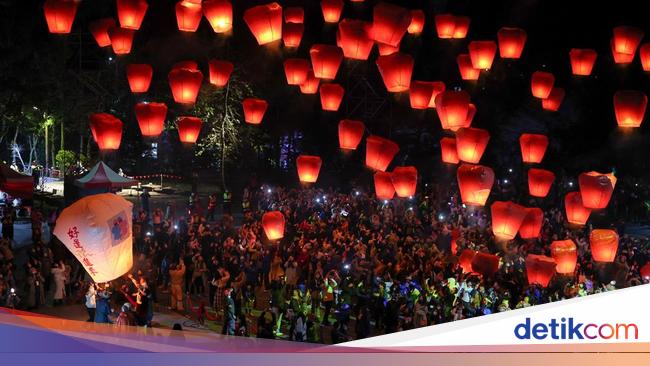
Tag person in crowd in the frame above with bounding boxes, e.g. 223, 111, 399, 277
85, 283, 97, 321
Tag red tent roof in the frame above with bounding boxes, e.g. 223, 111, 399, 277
74, 161, 137, 189
0, 163, 33, 199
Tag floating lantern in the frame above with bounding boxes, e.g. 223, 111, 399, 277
471, 252, 499, 277
371, 2, 411, 47
440, 137, 459, 164
116, 0, 148, 30
528, 168, 555, 198
551, 240, 577, 274
108, 27, 135, 55
135, 102, 167, 137
283, 22, 303, 48
564, 191, 591, 225
176, 116, 202, 144
455, 127, 490, 164
374, 171, 395, 200
338, 119, 365, 150
208, 59, 233, 87
526, 255, 556, 287
409, 81, 435, 109
299, 69, 320, 94
457, 54, 480, 81
296, 155, 322, 183
89, 18, 116, 47
611, 39, 635, 64
44, 0, 79, 34
612, 26, 644, 55
457, 164, 494, 206
337, 19, 373, 60
579, 171, 617, 209
491, 201, 528, 241
284, 7, 304, 23
126, 64, 153, 93
321, 0, 343, 23
407, 10, 425, 34
376, 52, 413, 92
497, 27, 526, 59
168, 68, 203, 104
243, 2, 283, 45
613, 90, 647, 128
468, 41, 497, 69
542, 87, 565, 111
391, 166, 417, 197
284, 58, 310, 85
531, 71, 555, 99
428, 82, 446, 108
640, 44, 650, 71
435, 90, 472, 131
434, 14, 456, 39
569, 48, 597, 76
89, 113, 123, 151
262, 211, 285, 240
452, 16, 470, 39
459, 249, 476, 273
519, 207, 543, 239
242, 98, 268, 125
365, 135, 399, 172
203, 0, 232, 33
519, 133, 548, 163
175, 1, 202, 32
310, 44, 344, 80
590, 229, 619, 262
319, 83, 344, 111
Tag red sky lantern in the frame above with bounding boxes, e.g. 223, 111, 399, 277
89, 113, 122, 151
611, 39, 635, 64
374, 171, 395, 200
491, 201, 528, 241
366, 135, 399, 172
337, 19, 373, 60
89, 18, 116, 47
296, 155, 322, 183
168, 68, 203, 104
612, 26, 644, 55
283, 22, 303, 48
551, 240, 577, 274
457, 164, 494, 206
376, 52, 413, 93
321, 0, 343, 23
203, 0, 232, 33
569, 48, 597, 76
208, 59, 233, 87
640, 44, 650, 71
44, 0, 79, 34
284, 58, 310, 85
108, 27, 135, 55
299, 69, 320, 94
435, 90, 471, 131
531, 71, 555, 99
377, 42, 399, 56
455, 127, 490, 164
452, 17, 470, 39
175, 1, 202, 32
459, 249, 476, 273
613, 90, 647, 128
371, 2, 411, 47
526, 255, 556, 287
471, 252, 499, 277
519, 207, 543, 239
126, 63, 153, 93
565, 192, 591, 225
135, 102, 167, 138
338, 119, 365, 150
434, 14, 456, 39
391, 166, 417, 198
519, 133, 548, 164
262, 211, 285, 240
579, 171, 617, 209
468, 41, 497, 70
319, 83, 344, 111
497, 27, 527, 59
542, 87, 565, 112
428, 82, 446, 108
457, 54, 480, 81
590, 229, 619, 262
310, 44, 344, 80
284, 7, 304, 23
407, 10, 425, 34
409, 81, 436, 109
528, 168, 555, 198
440, 137, 459, 164
243, 2, 283, 45
117, 0, 148, 30
176, 116, 202, 144
173, 60, 198, 71
242, 98, 268, 125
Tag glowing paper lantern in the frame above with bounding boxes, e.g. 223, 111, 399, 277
126, 64, 153, 93
564, 192, 591, 225
457, 164, 494, 206
175, 1, 202, 32
310, 44, 344, 80
321, 0, 343, 23
337, 19, 373, 60
440, 137, 459, 164
54, 193, 133, 283
89, 18, 116, 47
526, 255, 556, 287
452, 17, 470, 39
168, 68, 203, 104
542, 88, 565, 112
497, 27, 527, 59
338, 119, 365, 150
374, 171, 395, 200
296, 155, 322, 183
434, 14, 456, 39
612, 26, 644, 55
203, 0, 232, 33
377, 42, 399, 56
551, 240, 577, 274
468, 41, 497, 70
459, 249, 476, 273
365, 135, 399, 172
108, 27, 135, 55
371, 2, 411, 47
457, 54, 480, 81
319, 83, 344, 111
242, 98, 268, 125
590, 229, 619, 262
376, 52, 413, 92
284, 7, 304, 23
89, 113, 122, 151
176, 116, 202, 144
284, 58, 310, 85
208, 60, 233, 87
391, 166, 417, 197
491, 201, 528, 240
407, 10, 425, 34
44, 0, 79, 34
243, 2, 283, 45
428, 82, 446, 108
455, 127, 490, 164
569, 49, 597, 76
531, 71, 555, 99
579, 171, 617, 209
613, 90, 647, 128
435, 90, 472, 131
409, 81, 435, 109
519, 208, 543, 239
611, 39, 634, 64
640, 44, 650, 71
283, 23, 303, 48
471, 252, 499, 277
135, 102, 167, 137
262, 211, 285, 240
299, 69, 320, 94
519, 133, 548, 163
117, 0, 148, 30
528, 168, 555, 198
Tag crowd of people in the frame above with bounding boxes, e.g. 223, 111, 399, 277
1, 169, 649, 343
